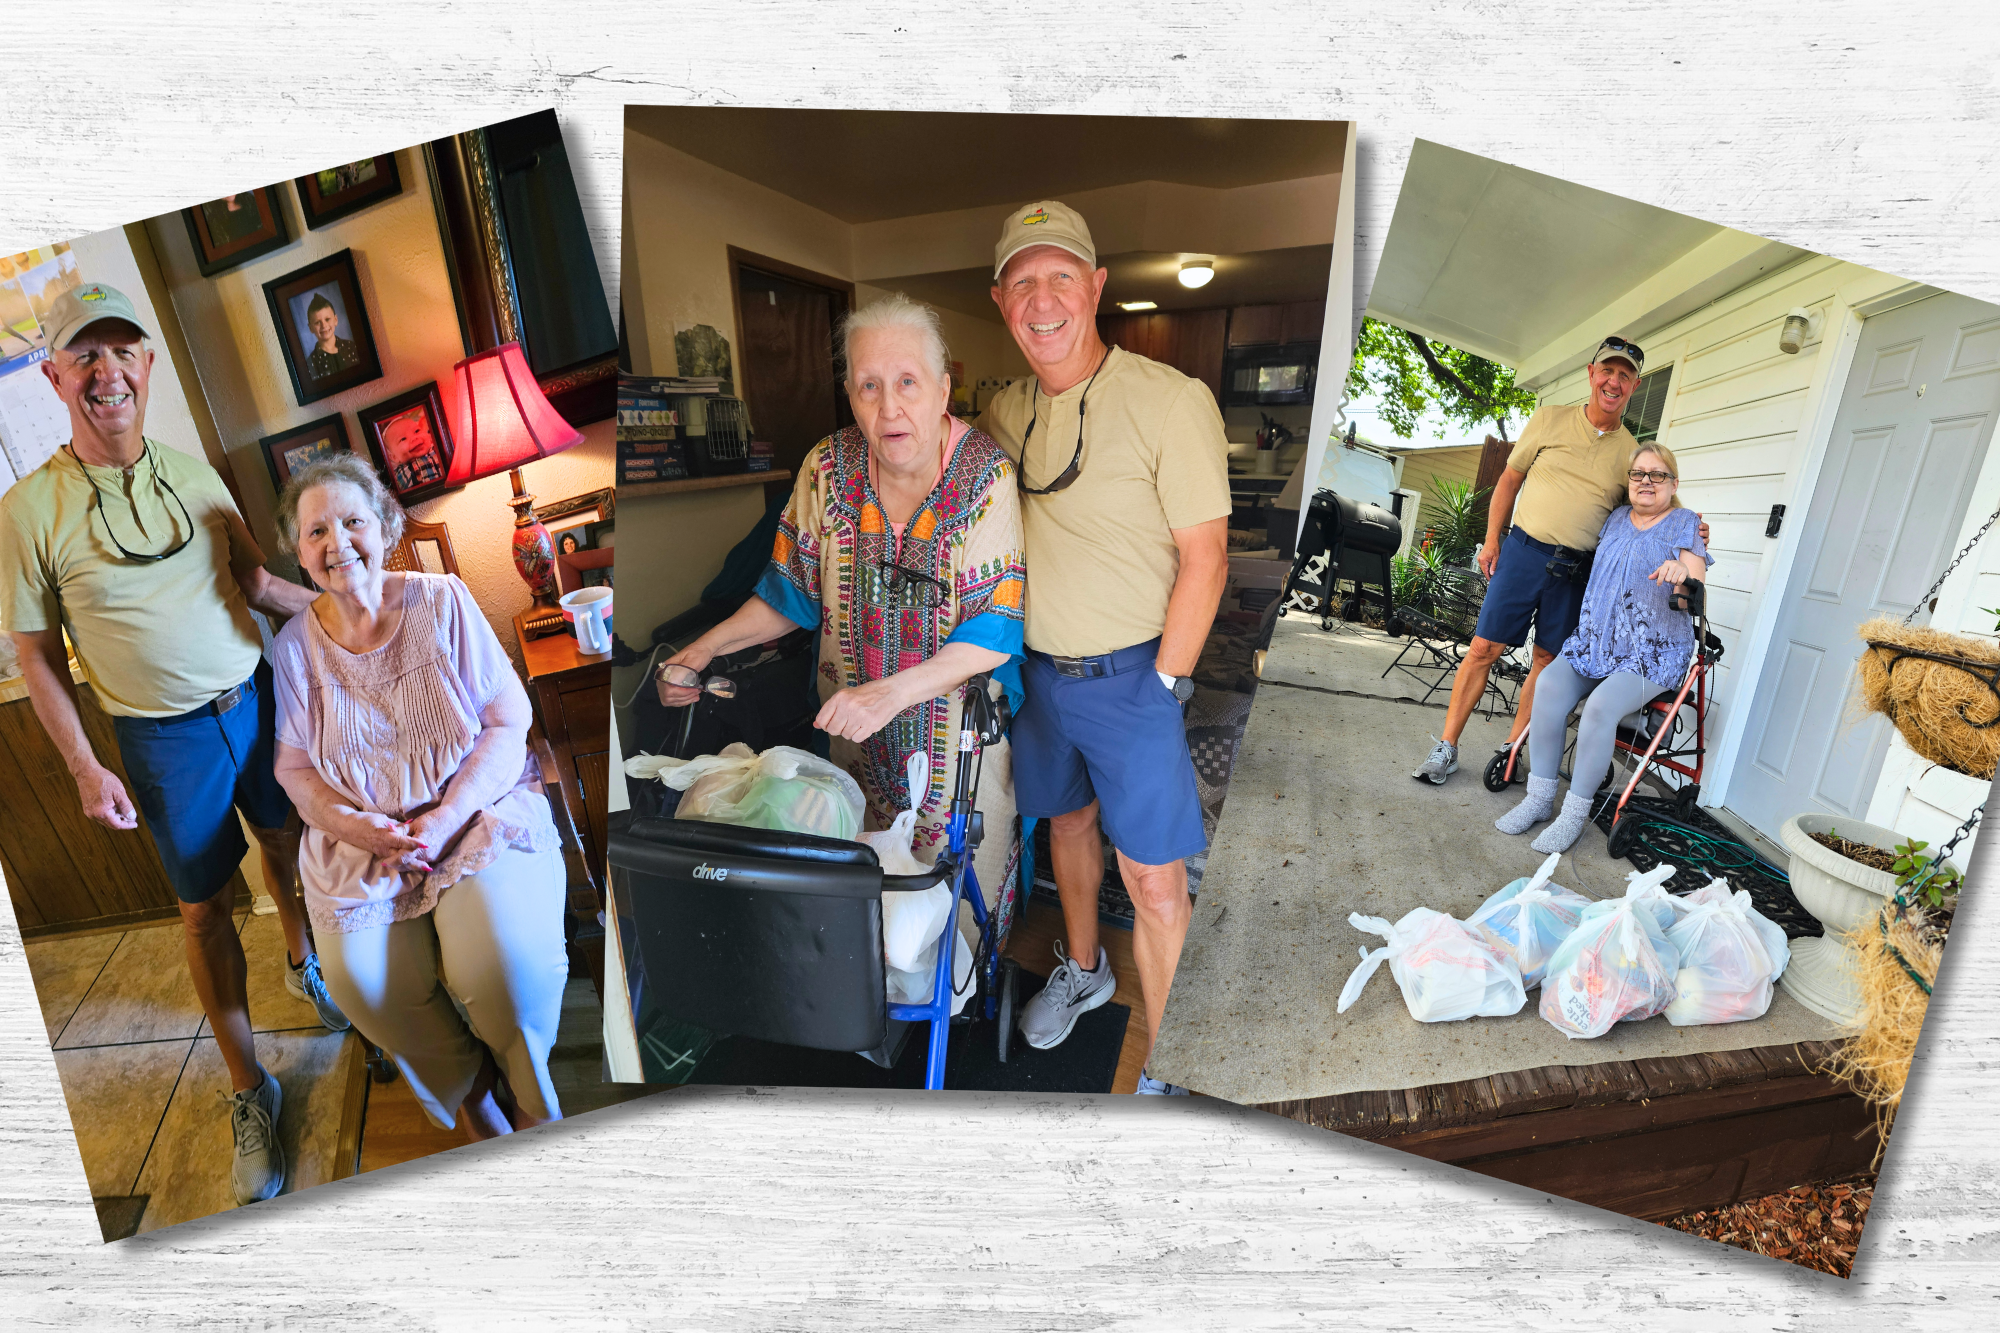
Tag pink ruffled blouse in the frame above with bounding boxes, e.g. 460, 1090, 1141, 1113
272, 572, 558, 934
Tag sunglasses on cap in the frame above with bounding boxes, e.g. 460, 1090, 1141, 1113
1595, 336, 1645, 369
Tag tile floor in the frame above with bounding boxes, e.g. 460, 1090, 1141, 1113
30, 910, 658, 1240
34, 909, 356, 1241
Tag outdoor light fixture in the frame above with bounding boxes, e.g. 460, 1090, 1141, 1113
1118, 300, 1159, 311
1177, 257, 1216, 289
1778, 306, 1820, 355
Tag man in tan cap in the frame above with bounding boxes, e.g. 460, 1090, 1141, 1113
976, 201, 1231, 1094
1, 281, 339, 1206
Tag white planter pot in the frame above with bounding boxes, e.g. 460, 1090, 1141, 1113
1776, 813, 1902, 1027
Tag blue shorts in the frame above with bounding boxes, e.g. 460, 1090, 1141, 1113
1012, 639, 1208, 867
112, 658, 294, 904
1473, 528, 1589, 656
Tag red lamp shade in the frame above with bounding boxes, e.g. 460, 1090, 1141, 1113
448, 342, 585, 484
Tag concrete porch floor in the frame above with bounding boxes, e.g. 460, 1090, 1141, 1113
1149, 615, 1839, 1106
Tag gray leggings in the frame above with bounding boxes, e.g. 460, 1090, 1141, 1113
1527, 656, 1665, 798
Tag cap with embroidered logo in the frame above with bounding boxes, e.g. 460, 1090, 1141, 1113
41, 282, 152, 352
1591, 336, 1644, 372
993, 200, 1097, 280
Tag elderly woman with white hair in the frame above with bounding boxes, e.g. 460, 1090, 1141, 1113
659, 293, 1029, 938
268, 452, 568, 1141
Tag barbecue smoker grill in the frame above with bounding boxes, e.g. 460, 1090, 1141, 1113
1277, 488, 1404, 631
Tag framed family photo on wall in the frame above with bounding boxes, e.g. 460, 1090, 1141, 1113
355, 380, 454, 503
180, 185, 291, 277
257, 413, 353, 492
294, 153, 404, 230
262, 248, 383, 406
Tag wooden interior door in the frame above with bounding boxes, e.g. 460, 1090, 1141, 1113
730, 250, 853, 480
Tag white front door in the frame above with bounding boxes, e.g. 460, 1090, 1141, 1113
1727, 292, 2000, 842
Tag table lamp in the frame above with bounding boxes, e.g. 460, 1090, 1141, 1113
450, 341, 586, 613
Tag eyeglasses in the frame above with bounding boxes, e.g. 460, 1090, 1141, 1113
68, 444, 194, 563
656, 664, 738, 698
1626, 469, 1675, 485
1018, 346, 1112, 496
878, 559, 950, 609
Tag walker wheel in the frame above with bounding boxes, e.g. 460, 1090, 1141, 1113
996, 958, 1019, 1064
1483, 747, 1519, 793
1384, 617, 1405, 638
1607, 812, 1642, 861
1674, 784, 1702, 821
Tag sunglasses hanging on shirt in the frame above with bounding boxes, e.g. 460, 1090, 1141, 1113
1018, 345, 1112, 496
68, 444, 195, 563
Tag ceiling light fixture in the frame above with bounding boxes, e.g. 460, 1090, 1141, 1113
1118, 300, 1158, 312
1177, 257, 1216, 290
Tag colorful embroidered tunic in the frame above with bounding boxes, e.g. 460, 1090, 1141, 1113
757, 423, 1028, 940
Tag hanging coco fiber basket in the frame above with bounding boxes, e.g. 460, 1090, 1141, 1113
1856, 616, 2000, 780
1823, 900, 1945, 1153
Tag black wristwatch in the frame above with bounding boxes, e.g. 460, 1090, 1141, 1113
1169, 673, 1195, 702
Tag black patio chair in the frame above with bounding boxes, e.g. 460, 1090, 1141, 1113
1380, 564, 1523, 717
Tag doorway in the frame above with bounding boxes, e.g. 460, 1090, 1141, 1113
1725, 291, 2000, 842
728, 248, 854, 482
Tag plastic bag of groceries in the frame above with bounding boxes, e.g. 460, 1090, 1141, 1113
1337, 908, 1526, 1022
1621, 861, 1697, 928
1663, 878, 1791, 1025
1466, 852, 1593, 989
645, 742, 866, 841
864, 754, 953, 983
1539, 864, 1684, 1038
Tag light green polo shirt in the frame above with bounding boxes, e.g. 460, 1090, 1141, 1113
0, 439, 266, 717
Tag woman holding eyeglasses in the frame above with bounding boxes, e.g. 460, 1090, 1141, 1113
1494, 442, 1710, 852
657, 294, 1028, 930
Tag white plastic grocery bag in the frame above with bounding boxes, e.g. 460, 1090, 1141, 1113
1663, 879, 1791, 1025
642, 742, 866, 841
1539, 865, 1684, 1039
1336, 908, 1526, 1022
866, 754, 952, 985
1467, 852, 1592, 989
1621, 862, 1693, 927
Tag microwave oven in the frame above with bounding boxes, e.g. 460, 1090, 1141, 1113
1223, 344, 1317, 406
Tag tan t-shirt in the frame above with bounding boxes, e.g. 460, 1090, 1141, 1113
0, 440, 267, 717
1505, 402, 1639, 551
976, 345, 1231, 657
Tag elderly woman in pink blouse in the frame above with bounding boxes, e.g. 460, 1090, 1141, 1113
269, 453, 566, 1141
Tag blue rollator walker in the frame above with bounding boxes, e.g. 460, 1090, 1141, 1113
607, 674, 1021, 1090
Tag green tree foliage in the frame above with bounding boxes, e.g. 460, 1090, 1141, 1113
1346, 317, 1539, 441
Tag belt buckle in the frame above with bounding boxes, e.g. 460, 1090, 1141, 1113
1051, 654, 1097, 679
213, 684, 245, 715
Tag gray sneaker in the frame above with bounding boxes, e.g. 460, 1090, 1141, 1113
1136, 1068, 1190, 1096
1413, 736, 1459, 785
1018, 943, 1116, 1050
227, 1065, 285, 1206
285, 951, 351, 1031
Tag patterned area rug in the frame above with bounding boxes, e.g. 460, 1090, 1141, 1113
1033, 608, 1270, 927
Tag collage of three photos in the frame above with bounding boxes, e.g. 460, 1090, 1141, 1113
1, 105, 1994, 1279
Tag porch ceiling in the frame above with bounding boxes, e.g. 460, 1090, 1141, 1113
1367, 141, 1808, 388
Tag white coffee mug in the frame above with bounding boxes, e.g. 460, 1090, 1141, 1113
559, 587, 613, 655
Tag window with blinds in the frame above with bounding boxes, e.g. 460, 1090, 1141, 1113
1621, 366, 1674, 443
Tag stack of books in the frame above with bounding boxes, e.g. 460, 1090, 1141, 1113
616, 374, 692, 484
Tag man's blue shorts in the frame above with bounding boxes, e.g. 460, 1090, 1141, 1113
1472, 527, 1589, 656
112, 658, 294, 905
1012, 639, 1208, 867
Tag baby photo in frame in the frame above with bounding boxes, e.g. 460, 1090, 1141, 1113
262, 248, 383, 406
355, 381, 455, 504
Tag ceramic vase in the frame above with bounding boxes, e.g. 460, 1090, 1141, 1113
1776, 813, 1901, 1026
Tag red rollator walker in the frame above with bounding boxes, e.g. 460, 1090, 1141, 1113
1483, 579, 1724, 829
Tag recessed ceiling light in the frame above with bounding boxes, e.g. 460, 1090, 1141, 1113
1118, 300, 1158, 311
1178, 258, 1216, 289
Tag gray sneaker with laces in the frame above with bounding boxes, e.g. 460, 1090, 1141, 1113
286, 951, 351, 1031
228, 1065, 285, 1206
1412, 736, 1459, 785
1017, 942, 1116, 1050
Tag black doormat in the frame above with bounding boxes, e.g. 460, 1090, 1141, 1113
680, 968, 1130, 1093
1592, 793, 1822, 938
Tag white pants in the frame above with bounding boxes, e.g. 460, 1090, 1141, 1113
318, 847, 569, 1129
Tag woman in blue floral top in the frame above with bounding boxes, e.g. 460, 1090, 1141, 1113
1495, 442, 1709, 852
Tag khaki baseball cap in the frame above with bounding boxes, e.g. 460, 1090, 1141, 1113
993, 200, 1097, 279
1592, 335, 1645, 372
41, 282, 152, 352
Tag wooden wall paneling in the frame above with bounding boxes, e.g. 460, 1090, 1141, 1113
1282, 299, 1328, 343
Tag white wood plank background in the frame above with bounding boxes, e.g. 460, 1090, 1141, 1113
4, 3, 1998, 1325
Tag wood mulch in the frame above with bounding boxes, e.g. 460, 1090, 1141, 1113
1809, 831, 1898, 872
1661, 1175, 1873, 1277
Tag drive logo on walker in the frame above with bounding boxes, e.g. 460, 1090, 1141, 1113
692, 862, 730, 882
